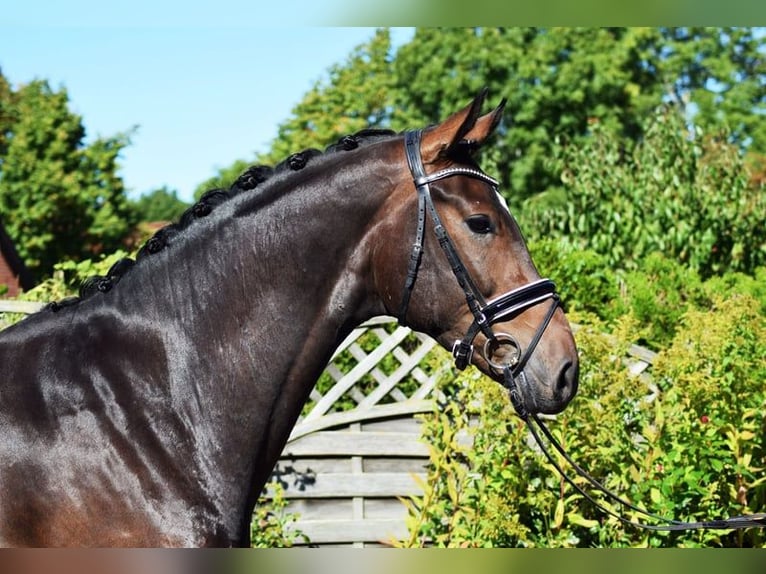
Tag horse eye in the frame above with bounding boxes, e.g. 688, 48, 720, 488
466, 214, 494, 235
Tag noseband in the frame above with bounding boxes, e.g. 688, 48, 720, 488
397, 129, 559, 417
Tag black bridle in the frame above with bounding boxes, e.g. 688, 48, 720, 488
397, 130, 560, 414
397, 129, 766, 534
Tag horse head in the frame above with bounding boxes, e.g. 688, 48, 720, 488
373, 90, 579, 415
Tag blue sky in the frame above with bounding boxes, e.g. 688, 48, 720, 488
1, 5, 413, 202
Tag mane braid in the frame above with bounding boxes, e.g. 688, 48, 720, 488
43, 128, 401, 313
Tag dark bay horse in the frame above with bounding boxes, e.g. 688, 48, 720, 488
0, 91, 578, 547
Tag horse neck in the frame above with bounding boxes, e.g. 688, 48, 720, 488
115, 153, 398, 532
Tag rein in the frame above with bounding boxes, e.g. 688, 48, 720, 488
520, 409, 766, 531
398, 128, 766, 534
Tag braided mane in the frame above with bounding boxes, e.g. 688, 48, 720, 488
45, 129, 397, 312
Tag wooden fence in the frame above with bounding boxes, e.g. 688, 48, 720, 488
267, 316, 446, 547
0, 301, 658, 547
0, 299, 45, 324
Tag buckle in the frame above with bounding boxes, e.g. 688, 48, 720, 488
452, 340, 474, 370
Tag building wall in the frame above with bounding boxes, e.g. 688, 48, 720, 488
0, 254, 23, 297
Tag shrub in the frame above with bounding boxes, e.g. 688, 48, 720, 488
1, 250, 132, 327
529, 236, 766, 351
528, 237, 620, 321
702, 267, 766, 316
250, 482, 308, 547
522, 106, 766, 278
399, 297, 766, 547
615, 253, 705, 349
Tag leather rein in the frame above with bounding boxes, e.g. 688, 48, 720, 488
396, 129, 766, 533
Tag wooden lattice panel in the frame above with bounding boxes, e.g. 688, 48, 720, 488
297, 316, 443, 429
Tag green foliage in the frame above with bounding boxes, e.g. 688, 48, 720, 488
702, 266, 766, 316
523, 106, 766, 277
614, 253, 706, 349
250, 482, 309, 548
400, 298, 766, 547
0, 77, 135, 280
530, 237, 766, 350
658, 28, 766, 156
1, 250, 130, 326
396, 367, 542, 548
528, 237, 620, 320
15, 249, 131, 304
250, 482, 310, 548
203, 28, 765, 211
391, 28, 658, 205
129, 186, 190, 223
645, 298, 766, 547
0, 72, 14, 157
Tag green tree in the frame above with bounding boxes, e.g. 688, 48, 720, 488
130, 186, 190, 222
201, 28, 764, 211
0, 77, 134, 280
390, 28, 652, 204
190, 26, 765, 238
657, 27, 766, 155
523, 106, 766, 278
0, 72, 13, 159
391, 27, 766, 206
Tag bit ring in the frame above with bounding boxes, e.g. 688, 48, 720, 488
483, 333, 522, 374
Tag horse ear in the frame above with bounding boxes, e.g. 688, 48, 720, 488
420, 88, 505, 163
459, 97, 506, 148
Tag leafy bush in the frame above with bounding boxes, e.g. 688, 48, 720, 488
614, 253, 705, 349
399, 297, 766, 547
16, 250, 131, 304
529, 236, 766, 350
527, 238, 620, 321
522, 106, 766, 278
250, 482, 308, 547
702, 267, 766, 316
1, 250, 132, 327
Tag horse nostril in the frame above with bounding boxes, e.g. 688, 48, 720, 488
557, 359, 579, 396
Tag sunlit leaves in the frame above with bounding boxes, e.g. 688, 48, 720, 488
0, 78, 134, 280
399, 289, 765, 547
523, 106, 766, 279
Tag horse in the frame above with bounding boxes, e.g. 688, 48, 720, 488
0, 90, 578, 547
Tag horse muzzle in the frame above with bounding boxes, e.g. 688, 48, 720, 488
459, 287, 579, 417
